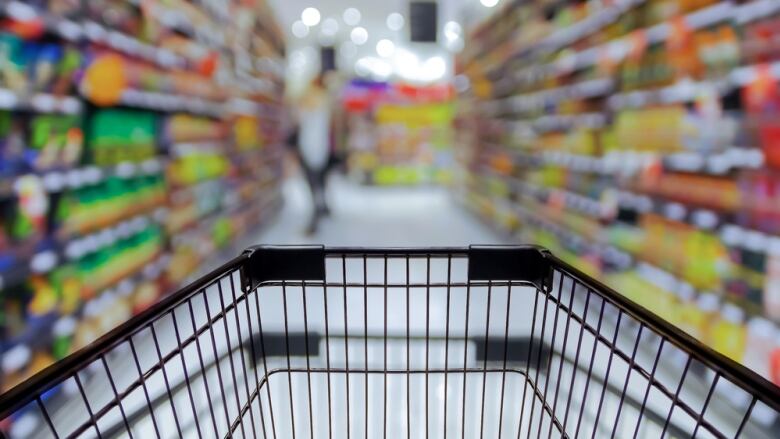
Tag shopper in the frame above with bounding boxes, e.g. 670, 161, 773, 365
296, 72, 334, 235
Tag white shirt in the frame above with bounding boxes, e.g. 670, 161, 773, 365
299, 101, 331, 171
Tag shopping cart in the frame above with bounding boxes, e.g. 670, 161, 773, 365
0, 246, 779, 439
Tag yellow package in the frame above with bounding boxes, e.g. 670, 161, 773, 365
709, 303, 747, 362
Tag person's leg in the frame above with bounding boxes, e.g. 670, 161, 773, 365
302, 165, 322, 234
315, 167, 330, 216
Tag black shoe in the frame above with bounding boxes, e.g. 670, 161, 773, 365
305, 219, 318, 236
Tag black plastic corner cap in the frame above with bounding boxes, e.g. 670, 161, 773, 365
468, 245, 553, 290
242, 245, 326, 291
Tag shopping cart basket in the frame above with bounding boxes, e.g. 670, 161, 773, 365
1, 246, 779, 439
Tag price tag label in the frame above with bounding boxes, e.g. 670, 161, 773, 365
627, 30, 648, 61
743, 64, 777, 112
666, 16, 692, 51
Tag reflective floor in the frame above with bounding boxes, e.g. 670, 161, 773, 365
253, 174, 502, 247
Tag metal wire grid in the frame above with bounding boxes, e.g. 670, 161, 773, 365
533, 264, 780, 439
0, 249, 779, 439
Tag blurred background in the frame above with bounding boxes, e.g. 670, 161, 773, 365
1, 0, 780, 431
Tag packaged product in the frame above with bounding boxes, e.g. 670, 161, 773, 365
709, 303, 747, 362
764, 237, 780, 319
742, 317, 778, 379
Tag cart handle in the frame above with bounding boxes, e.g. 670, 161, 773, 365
241, 244, 554, 291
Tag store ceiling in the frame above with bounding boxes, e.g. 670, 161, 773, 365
265, 0, 496, 90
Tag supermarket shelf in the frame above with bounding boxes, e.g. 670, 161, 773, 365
170, 188, 280, 248
472, 166, 602, 219
82, 21, 186, 70
63, 210, 167, 261
512, 178, 604, 219
607, 77, 733, 109
117, 89, 224, 117
168, 177, 224, 205
462, 187, 632, 268
0, 251, 169, 353
480, 113, 607, 136
227, 98, 265, 116
735, 0, 780, 24
477, 158, 736, 234
0, 3, 202, 69
534, 113, 607, 132
511, 197, 634, 267
541, 148, 764, 176
171, 192, 282, 290
0, 208, 166, 290
731, 61, 780, 87
505, 191, 772, 322
0, 251, 40, 291
480, 154, 766, 250
168, 176, 277, 235
0, 1, 82, 41
169, 141, 226, 157
468, 190, 776, 419
643, 1, 733, 42
482, 0, 644, 75
229, 100, 285, 120
153, 3, 226, 49
537, 0, 644, 55
481, 141, 763, 177
0, 89, 81, 115
492, 78, 614, 113
508, 1, 738, 86
0, 158, 165, 199
614, 188, 725, 228
462, 0, 523, 65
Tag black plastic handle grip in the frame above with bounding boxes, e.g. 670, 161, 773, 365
241, 245, 553, 291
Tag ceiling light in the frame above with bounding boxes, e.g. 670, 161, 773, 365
343, 8, 361, 26
421, 56, 446, 81
354, 60, 370, 77
372, 61, 392, 79
445, 37, 465, 52
301, 7, 321, 26
394, 48, 420, 80
444, 21, 462, 41
290, 50, 307, 67
480, 0, 499, 7
376, 39, 395, 57
291, 20, 309, 38
356, 57, 392, 80
350, 26, 368, 45
321, 18, 339, 36
387, 13, 405, 31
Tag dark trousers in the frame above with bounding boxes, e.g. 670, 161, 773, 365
303, 164, 329, 222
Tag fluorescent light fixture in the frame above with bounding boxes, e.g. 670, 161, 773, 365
343, 8, 361, 26
444, 21, 462, 41
301, 7, 321, 26
321, 18, 339, 36
350, 26, 368, 45
291, 20, 309, 38
387, 12, 405, 31
376, 39, 395, 57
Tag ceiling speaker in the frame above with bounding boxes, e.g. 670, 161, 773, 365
410, 2, 437, 43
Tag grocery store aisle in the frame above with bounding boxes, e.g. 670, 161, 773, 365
253, 174, 503, 247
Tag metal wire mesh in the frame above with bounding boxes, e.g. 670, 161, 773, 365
0, 248, 778, 439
